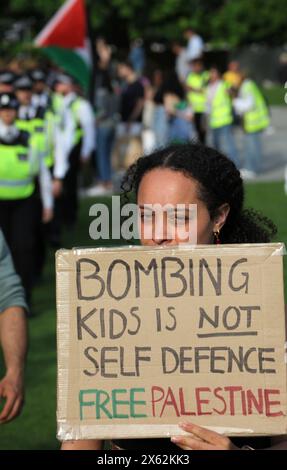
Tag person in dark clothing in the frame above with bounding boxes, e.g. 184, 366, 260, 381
117, 60, 144, 129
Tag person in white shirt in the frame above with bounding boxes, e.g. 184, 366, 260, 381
52, 74, 96, 231
184, 28, 204, 63
172, 41, 190, 85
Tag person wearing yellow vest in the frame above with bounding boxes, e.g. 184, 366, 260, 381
233, 73, 269, 178
14, 74, 54, 279
206, 66, 239, 168
52, 73, 95, 232
14, 75, 54, 169
186, 57, 209, 143
223, 61, 242, 90
0, 92, 53, 305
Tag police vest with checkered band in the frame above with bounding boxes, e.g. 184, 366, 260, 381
0, 130, 42, 200
16, 106, 53, 169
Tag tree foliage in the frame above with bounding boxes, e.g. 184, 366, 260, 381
1, 0, 286, 47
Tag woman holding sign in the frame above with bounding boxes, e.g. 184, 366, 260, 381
62, 142, 287, 450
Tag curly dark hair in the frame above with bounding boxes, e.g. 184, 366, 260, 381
121, 142, 277, 243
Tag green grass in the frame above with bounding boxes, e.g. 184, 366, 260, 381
0, 181, 286, 449
263, 85, 286, 106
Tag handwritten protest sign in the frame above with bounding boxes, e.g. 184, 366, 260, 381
56, 243, 287, 440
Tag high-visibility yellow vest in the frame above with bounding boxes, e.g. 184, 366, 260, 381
0, 130, 42, 200
69, 98, 84, 145
16, 109, 53, 169
54, 95, 83, 147
186, 71, 209, 113
44, 109, 56, 168
51, 92, 64, 114
210, 81, 233, 129
242, 80, 269, 133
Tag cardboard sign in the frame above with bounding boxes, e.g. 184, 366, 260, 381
56, 243, 287, 440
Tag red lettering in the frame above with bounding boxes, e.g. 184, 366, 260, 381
213, 387, 227, 415
195, 387, 212, 415
224, 386, 243, 415
160, 387, 180, 418
241, 389, 247, 416
151, 386, 165, 417
264, 389, 283, 417
246, 389, 263, 415
179, 387, 196, 416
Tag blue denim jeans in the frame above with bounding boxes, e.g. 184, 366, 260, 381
244, 131, 263, 173
96, 124, 115, 182
153, 105, 169, 148
212, 124, 240, 168
169, 117, 195, 143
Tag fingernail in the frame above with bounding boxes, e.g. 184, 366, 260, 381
171, 436, 181, 442
179, 422, 189, 428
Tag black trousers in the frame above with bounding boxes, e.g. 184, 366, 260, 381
47, 141, 82, 246
62, 141, 82, 227
0, 195, 38, 304
193, 112, 206, 144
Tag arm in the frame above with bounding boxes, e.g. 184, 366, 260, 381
77, 100, 96, 162
0, 306, 28, 423
268, 436, 287, 449
53, 126, 69, 180
233, 92, 254, 115
38, 155, 54, 223
61, 439, 104, 450
171, 422, 287, 450
0, 230, 28, 423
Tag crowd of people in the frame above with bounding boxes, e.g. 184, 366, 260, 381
0, 29, 274, 309
90, 29, 271, 197
0, 28, 281, 447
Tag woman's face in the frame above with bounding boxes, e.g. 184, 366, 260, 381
137, 168, 216, 246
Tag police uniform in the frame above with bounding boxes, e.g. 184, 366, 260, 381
15, 75, 57, 274
30, 69, 51, 111
0, 93, 53, 304
53, 74, 95, 228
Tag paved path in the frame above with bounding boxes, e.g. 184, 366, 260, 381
233, 106, 286, 182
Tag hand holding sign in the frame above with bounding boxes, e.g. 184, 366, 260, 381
171, 422, 238, 450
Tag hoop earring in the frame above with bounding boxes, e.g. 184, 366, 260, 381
213, 230, 221, 245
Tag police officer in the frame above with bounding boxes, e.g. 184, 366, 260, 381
0, 92, 53, 304
0, 70, 15, 93
14, 74, 54, 277
30, 68, 51, 111
233, 73, 269, 178
53, 73, 95, 229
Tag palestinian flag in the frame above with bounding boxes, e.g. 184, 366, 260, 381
34, 0, 92, 93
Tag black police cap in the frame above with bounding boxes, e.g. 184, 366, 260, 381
0, 93, 19, 110
54, 73, 76, 85
30, 69, 46, 82
14, 75, 33, 90
0, 71, 15, 85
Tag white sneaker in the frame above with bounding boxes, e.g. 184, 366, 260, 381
85, 185, 113, 197
240, 168, 256, 180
